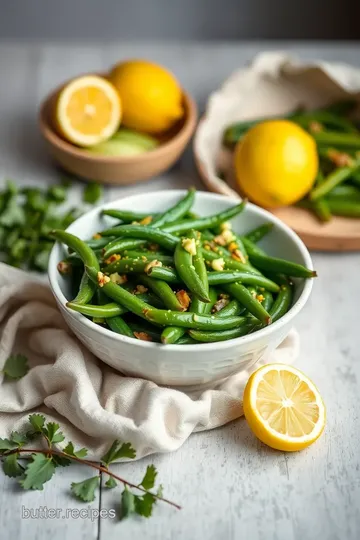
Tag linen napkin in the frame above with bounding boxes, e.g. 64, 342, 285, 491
0, 263, 299, 460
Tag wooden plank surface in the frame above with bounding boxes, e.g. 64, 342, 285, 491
0, 41, 360, 540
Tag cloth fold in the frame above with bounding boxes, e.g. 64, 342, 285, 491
0, 263, 299, 460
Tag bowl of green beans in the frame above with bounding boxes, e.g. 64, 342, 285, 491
48, 189, 316, 387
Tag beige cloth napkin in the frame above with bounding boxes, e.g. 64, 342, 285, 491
0, 263, 299, 460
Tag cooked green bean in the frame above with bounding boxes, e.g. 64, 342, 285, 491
138, 275, 185, 312
268, 279, 293, 323
222, 283, 271, 324
242, 237, 316, 278
162, 200, 246, 234
313, 131, 360, 150
85, 266, 246, 330
128, 321, 162, 343
326, 199, 360, 218
147, 266, 180, 283
101, 225, 178, 251
327, 184, 360, 200
101, 238, 147, 258
174, 232, 210, 303
67, 302, 127, 318
51, 230, 100, 273
103, 255, 173, 274
207, 271, 279, 292
202, 248, 255, 273
310, 160, 360, 201
72, 270, 97, 304
245, 223, 274, 243
107, 316, 133, 338
192, 231, 209, 297
189, 324, 252, 342
215, 298, 242, 317
102, 209, 157, 222
151, 188, 195, 227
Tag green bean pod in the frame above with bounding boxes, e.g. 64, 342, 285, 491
102, 238, 147, 258
222, 283, 271, 324
314, 131, 360, 150
147, 266, 180, 283
207, 271, 280, 292
328, 184, 360, 199
326, 199, 360, 218
202, 248, 255, 274
189, 324, 252, 343
310, 161, 360, 201
67, 302, 127, 318
101, 225, 178, 251
102, 209, 158, 222
174, 232, 210, 303
138, 275, 185, 312
192, 231, 209, 297
51, 230, 100, 274
245, 223, 274, 243
162, 200, 246, 234
103, 255, 173, 274
151, 188, 195, 227
106, 316, 134, 338
268, 279, 293, 323
72, 270, 97, 304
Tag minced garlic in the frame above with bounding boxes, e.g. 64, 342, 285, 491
182, 237, 196, 256
144, 259, 163, 273
211, 257, 225, 271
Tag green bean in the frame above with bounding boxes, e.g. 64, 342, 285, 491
121, 250, 168, 259
175, 335, 197, 345
161, 287, 218, 344
313, 131, 360, 150
192, 231, 209, 296
138, 275, 185, 312
84, 237, 115, 251
151, 188, 195, 227
202, 248, 254, 273
174, 232, 210, 303
310, 161, 360, 201
269, 279, 293, 323
215, 298, 242, 317
102, 238, 147, 258
162, 200, 246, 234
350, 170, 360, 187
295, 110, 358, 133
128, 321, 162, 343
222, 283, 271, 324
326, 199, 360, 218
103, 255, 173, 274
72, 270, 97, 304
86, 266, 246, 330
67, 302, 127, 318
327, 184, 360, 200
102, 209, 158, 222
101, 225, 178, 251
106, 316, 133, 338
147, 266, 179, 283
51, 230, 100, 274
242, 237, 316, 278
207, 271, 280, 292
189, 324, 252, 343
245, 223, 274, 243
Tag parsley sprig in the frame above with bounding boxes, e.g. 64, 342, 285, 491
0, 414, 180, 519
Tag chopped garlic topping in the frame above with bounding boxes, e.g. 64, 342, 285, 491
144, 259, 163, 273
182, 237, 196, 256
104, 253, 121, 265
110, 272, 127, 285
140, 215, 153, 225
97, 271, 110, 287
220, 221, 232, 231
211, 257, 225, 271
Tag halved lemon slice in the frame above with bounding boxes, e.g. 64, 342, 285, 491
243, 364, 325, 451
55, 75, 121, 147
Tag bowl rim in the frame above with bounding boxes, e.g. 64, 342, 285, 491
48, 189, 314, 352
38, 77, 198, 163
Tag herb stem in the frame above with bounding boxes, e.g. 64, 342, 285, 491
5, 447, 181, 510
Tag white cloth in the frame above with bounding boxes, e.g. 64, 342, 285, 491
0, 263, 299, 460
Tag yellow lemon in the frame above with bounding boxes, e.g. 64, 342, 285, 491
234, 120, 318, 207
109, 60, 183, 133
243, 364, 326, 452
55, 75, 121, 147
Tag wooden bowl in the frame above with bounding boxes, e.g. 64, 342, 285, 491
39, 79, 198, 185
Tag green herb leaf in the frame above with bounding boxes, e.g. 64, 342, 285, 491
121, 488, 136, 519
83, 182, 103, 204
0, 438, 19, 452
71, 476, 99, 502
28, 414, 46, 433
20, 454, 55, 490
3, 452, 24, 477
47, 185, 67, 203
44, 422, 65, 444
0, 198, 26, 228
105, 476, 117, 489
2, 354, 29, 380
52, 455, 72, 467
101, 441, 136, 466
10, 431, 28, 447
140, 464, 157, 490
63, 441, 88, 459
134, 492, 156, 518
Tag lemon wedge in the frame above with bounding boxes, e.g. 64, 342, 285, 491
55, 75, 121, 147
243, 364, 326, 451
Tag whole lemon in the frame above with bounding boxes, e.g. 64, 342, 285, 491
234, 120, 318, 208
108, 60, 184, 134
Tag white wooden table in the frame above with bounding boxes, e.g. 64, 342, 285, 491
0, 41, 360, 540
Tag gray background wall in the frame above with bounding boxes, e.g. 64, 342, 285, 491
1, 0, 359, 41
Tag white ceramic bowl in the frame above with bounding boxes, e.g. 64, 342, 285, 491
48, 190, 314, 388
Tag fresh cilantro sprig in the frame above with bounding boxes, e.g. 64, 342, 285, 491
2, 354, 29, 380
0, 178, 103, 272
0, 414, 180, 520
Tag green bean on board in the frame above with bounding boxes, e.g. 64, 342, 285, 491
310, 160, 360, 201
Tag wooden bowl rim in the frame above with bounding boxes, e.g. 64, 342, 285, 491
38, 76, 198, 163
